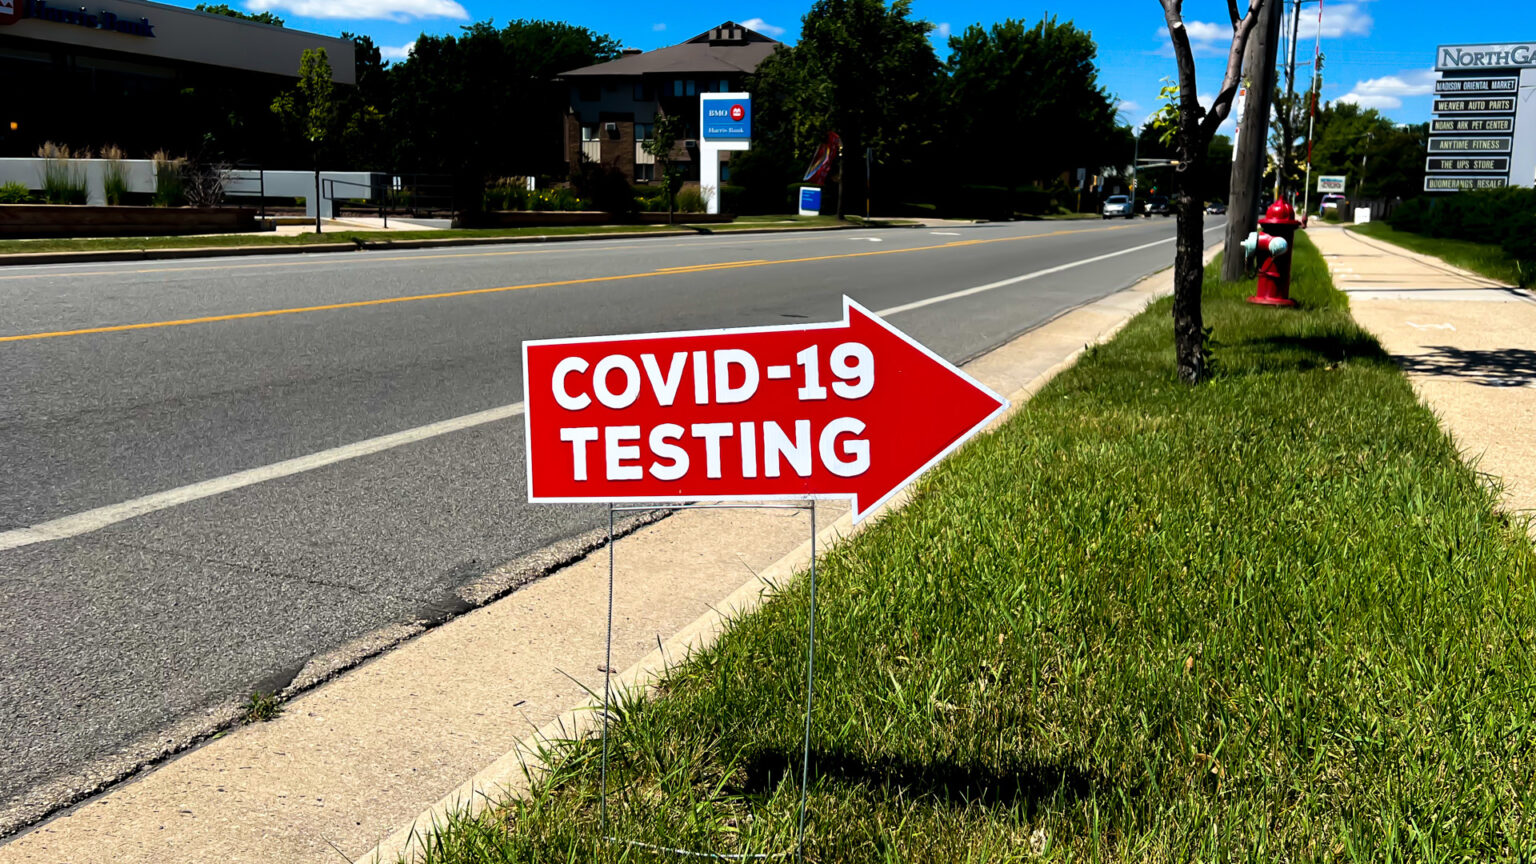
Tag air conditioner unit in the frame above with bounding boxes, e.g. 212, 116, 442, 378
684, 139, 698, 149
604, 122, 619, 138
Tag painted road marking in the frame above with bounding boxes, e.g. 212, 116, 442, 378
930, 232, 962, 236
0, 225, 1203, 549
1407, 321, 1457, 330
0, 224, 1149, 343
0, 402, 527, 552
875, 224, 1224, 317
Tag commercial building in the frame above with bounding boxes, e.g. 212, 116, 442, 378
0, 0, 354, 158
559, 21, 779, 184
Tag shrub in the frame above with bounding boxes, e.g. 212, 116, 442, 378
484, 179, 531, 211
0, 181, 37, 204
101, 144, 129, 206
152, 150, 186, 207
569, 160, 635, 215
37, 142, 88, 204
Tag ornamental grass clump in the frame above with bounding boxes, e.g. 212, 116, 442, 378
101, 144, 129, 206
152, 150, 186, 207
36, 142, 88, 205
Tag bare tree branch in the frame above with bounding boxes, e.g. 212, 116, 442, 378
1227, 0, 1241, 26
1199, 0, 1265, 141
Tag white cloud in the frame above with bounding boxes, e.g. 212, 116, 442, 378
1298, 2, 1372, 40
1155, 20, 1234, 57
652, 22, 666, 31
936, 22, 951, 38
1337, 69, 1438, 110
379, 41, 414, 61
740, 17, 786, 37
1117, 99, 1142, 118
245, 0, 468, 22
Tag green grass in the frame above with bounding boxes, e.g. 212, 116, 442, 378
410, 233, 1536, 862
1351, 221, 1525, 287
0, 218, 883, 256
241, 691, 283, 724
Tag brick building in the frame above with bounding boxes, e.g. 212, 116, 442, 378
559, 22, 780, 184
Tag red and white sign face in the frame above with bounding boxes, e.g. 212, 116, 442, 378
0, 0, 23, 26
729, 104, 745, 122
523, 297, 1007, 521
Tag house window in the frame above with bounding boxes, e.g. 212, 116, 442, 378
635, 163, 654, 182
635, 122, 655, 142
717, 78, 730, 92
580, 124, 599, 142
633, 82, 654, 101
579, 83, 600, 102
674, 79, 696, 97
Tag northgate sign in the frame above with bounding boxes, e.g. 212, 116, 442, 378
1428, 44, 1535, 191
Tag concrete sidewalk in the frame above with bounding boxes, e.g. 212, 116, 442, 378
0, 251, 1202, 864
1311, 224, 1536, 528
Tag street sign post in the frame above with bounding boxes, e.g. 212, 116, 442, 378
698, 93, 751, 216
526, 298, 1008, 858
524, 297, 1008, 521
1316, 175, 1346, 193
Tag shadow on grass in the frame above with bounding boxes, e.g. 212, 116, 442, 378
732, 748, 1099, 808
1209, 322, 1394, 377
1397, 346, 1536, 387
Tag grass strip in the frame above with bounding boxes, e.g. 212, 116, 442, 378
413, 233, 1536, 861
1351, 221, 1525, 287
0, 215, 895, 256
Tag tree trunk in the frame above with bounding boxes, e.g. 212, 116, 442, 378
1172, 186, 1207, 384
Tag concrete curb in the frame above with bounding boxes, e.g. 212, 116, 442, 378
0, 222, 911, 268
358, 241, 1220, 864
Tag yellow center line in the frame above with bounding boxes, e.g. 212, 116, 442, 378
0, 223, 1138, 344
656, 259, 768, 272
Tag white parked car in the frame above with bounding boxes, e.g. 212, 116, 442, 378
1101, 195, 1133, 219
1319, 193, 1347, 216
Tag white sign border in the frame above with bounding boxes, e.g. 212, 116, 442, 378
521, 295, 1010, 522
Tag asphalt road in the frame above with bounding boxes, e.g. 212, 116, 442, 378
0, 215, 1219, 829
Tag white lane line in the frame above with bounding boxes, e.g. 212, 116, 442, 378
930, 231, 962, 236
0, 402, 525, 552
2, 222, 1219, 551
876, 224, 1222, 317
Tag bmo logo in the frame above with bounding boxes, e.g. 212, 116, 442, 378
0, 0, 22, 26
701, 96, 751, 140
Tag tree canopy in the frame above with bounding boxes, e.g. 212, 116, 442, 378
195, 3, 283, 27
749, 0, 941, 214
946, 18, 1119, 188
388, 20, 621, 178
1305, 101, 1426, 199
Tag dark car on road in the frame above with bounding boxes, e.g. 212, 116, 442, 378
1143, 195, 1171, 217
1205, 201, 1227, 215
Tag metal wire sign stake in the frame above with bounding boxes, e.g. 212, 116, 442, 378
522, 296, 1009, 859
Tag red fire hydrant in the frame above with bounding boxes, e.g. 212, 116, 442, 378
1242, 200, 1302, 307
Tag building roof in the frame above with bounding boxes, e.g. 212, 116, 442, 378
560, 22, 781, 78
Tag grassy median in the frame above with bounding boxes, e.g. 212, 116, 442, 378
1350, 222, 1525, 288
413, 233, 1536, 861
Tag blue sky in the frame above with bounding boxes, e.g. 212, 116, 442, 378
205, 0, 1532, 131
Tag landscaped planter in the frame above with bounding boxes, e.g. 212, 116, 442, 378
461, 210, 734, 228
0, 205, 259, 239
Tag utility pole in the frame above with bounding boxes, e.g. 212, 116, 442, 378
1280, 0, 1303, 202
1222, 0, 1283, 282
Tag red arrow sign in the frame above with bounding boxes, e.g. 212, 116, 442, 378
522, 297, 1007, 521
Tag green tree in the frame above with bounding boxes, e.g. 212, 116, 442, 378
195, 3, 283, 26
272, 48, 338, 230
387, 19, 621, 190
946, 18, 1118, 190
643, 113, 687, 223
1307, 101, 1425, 201
750, 0, 941, 217
1157, 0, 1267, 384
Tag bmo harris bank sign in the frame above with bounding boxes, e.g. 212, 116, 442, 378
701, 95, 751, 140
